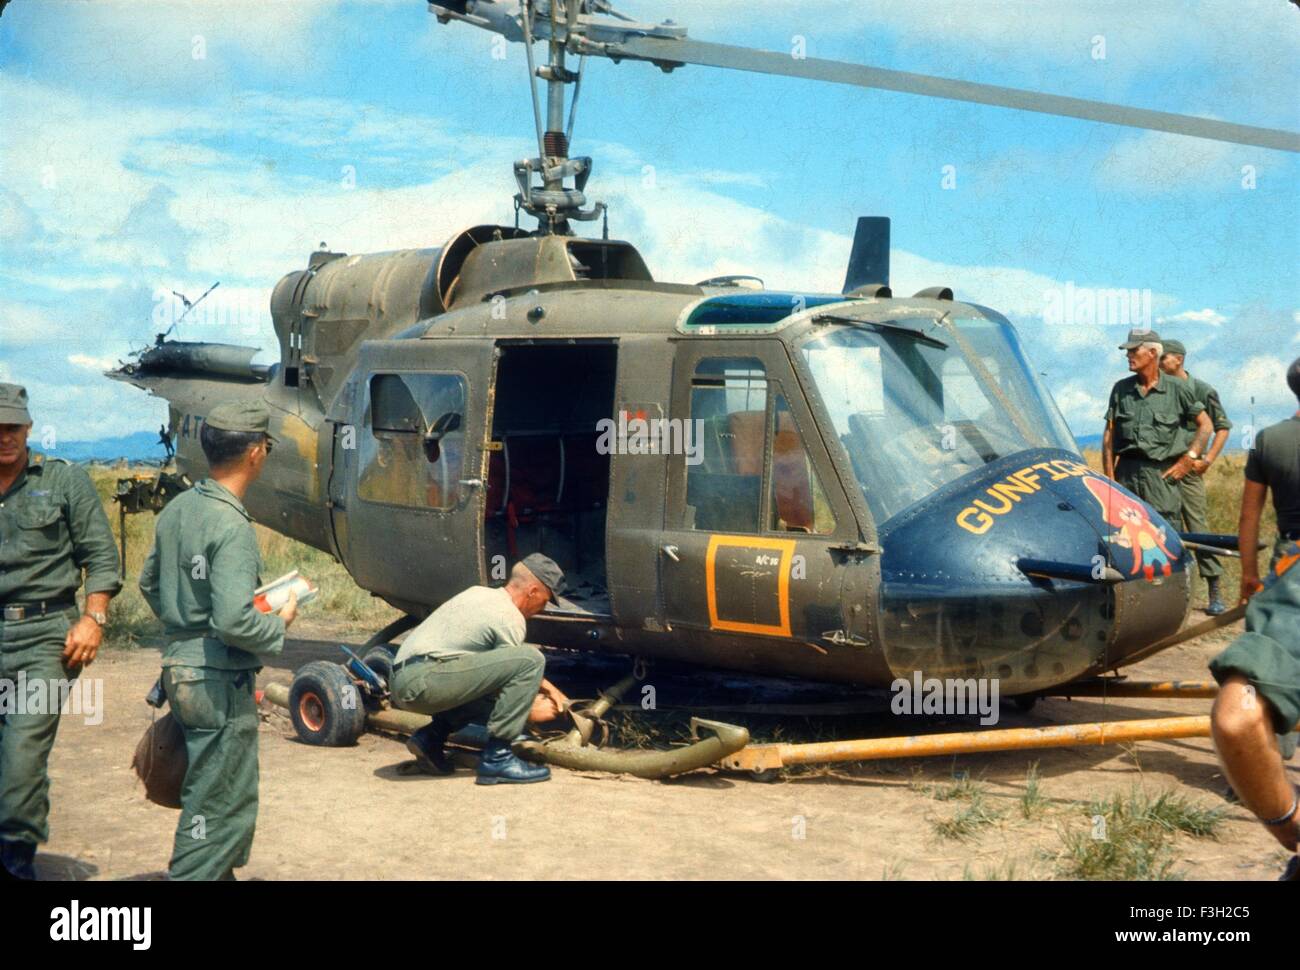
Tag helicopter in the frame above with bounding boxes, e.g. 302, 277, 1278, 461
107, 2, 1299, 750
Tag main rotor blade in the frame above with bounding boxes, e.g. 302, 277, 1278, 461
606, 36, 1300, 153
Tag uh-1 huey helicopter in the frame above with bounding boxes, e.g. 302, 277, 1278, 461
109, 2, 1299, 768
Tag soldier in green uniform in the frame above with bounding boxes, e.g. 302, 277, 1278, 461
0, 383, 121, 880
139, 400, 297, 880
1101, 329, 1214, 523
1208, 357, 1300, 881
1159, 339, 1233, 613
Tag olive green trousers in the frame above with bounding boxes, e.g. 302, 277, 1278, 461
391, 644, 544, 741
164, 665, 260, 881
0, 609, 78, 846
1176, 471, 1223, 581
1115, 456, 1181, 522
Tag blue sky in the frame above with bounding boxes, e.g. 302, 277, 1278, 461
1, 0, 1297, 445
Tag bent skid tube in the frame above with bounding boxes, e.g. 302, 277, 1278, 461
515, 718, 750, 780
263, 683, 749, 779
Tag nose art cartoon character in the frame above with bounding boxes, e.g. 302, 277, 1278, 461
1083, 476, 1177, 582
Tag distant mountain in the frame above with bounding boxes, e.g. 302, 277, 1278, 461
44, 431, 169, 462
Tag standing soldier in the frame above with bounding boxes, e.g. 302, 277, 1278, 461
0, 383, 120, 880
139, 400, 297, 880
1102, 330, 1214, 525
1159, 339, 1233, 613
1208, 356, 1300, 881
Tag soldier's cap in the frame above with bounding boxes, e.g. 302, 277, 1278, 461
0, 383, 32, 425
1118, 328, 1162, 350
204, 399, 277, 440
520, 552, 565, 602
1161, 339, 1187, 358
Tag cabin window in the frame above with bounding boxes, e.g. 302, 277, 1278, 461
358, 372, 467, 510
769, 393, 835, 534
686, 358, 767, 532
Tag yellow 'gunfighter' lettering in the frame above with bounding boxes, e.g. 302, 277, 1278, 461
955, 459, 1092, 534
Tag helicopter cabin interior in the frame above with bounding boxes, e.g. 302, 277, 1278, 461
485, 342, 617, 619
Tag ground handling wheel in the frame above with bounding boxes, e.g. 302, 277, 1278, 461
288, 661, 368, 747
361, 644, 397, 689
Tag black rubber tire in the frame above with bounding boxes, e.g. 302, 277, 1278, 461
1013, 695, 1038, 713
289, 661, 367, 747
361, 644, 397, 688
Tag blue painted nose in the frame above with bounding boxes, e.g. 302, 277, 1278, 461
875, 449, 1191, 694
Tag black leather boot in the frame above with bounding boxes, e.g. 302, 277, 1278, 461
1, 840, 36, 880
476, 739, 550, 785
406, 718, 455, 775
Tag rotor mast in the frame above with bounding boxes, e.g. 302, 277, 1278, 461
515, 1, 603, 235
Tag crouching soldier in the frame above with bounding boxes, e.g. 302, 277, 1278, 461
139, 400, 297, 880
0, 383, 120, 880
391, 553, 566, 785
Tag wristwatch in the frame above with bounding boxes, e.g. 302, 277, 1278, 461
1186, 450, 1200, 460
86, 610, 108, 627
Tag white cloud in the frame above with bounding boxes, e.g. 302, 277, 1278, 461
1095, 128, 1252, 193
1235, 355, 1300, 412
1051, 383, 1109, 427
68, 354, 118, 373
0, 297, 81, 347
1159, 307, 1227, 327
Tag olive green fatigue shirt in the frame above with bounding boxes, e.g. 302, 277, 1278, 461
1176, 373, 1232, 446
0, 451, 121, 603
1104, 372, 1205, 462
139, 479, 284, 669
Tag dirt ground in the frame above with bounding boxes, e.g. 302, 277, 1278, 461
36, 615, 1297, 881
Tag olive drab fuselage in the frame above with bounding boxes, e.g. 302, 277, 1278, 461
110, 229, 1192, 696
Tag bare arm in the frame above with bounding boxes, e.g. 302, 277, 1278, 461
1196, 426, 1227, 468
1102, 420, 1115, 479
1238, 478, 1268, 602
1189, 409, 1212, 457
1165, 410, 1212, 481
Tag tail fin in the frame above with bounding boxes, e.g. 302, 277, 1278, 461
842, 216, 890, 295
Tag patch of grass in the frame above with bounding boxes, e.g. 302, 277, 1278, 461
1137, 789, 1226, 838
928, 771, 985, 802
1021, 762, 1049, 819
1054, 786, 1224, 881
933, 791, 1003, 841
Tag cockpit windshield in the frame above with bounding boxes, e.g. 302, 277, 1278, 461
798, 308, 1076, 524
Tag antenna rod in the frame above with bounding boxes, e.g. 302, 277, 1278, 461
520, 0, 547, 165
